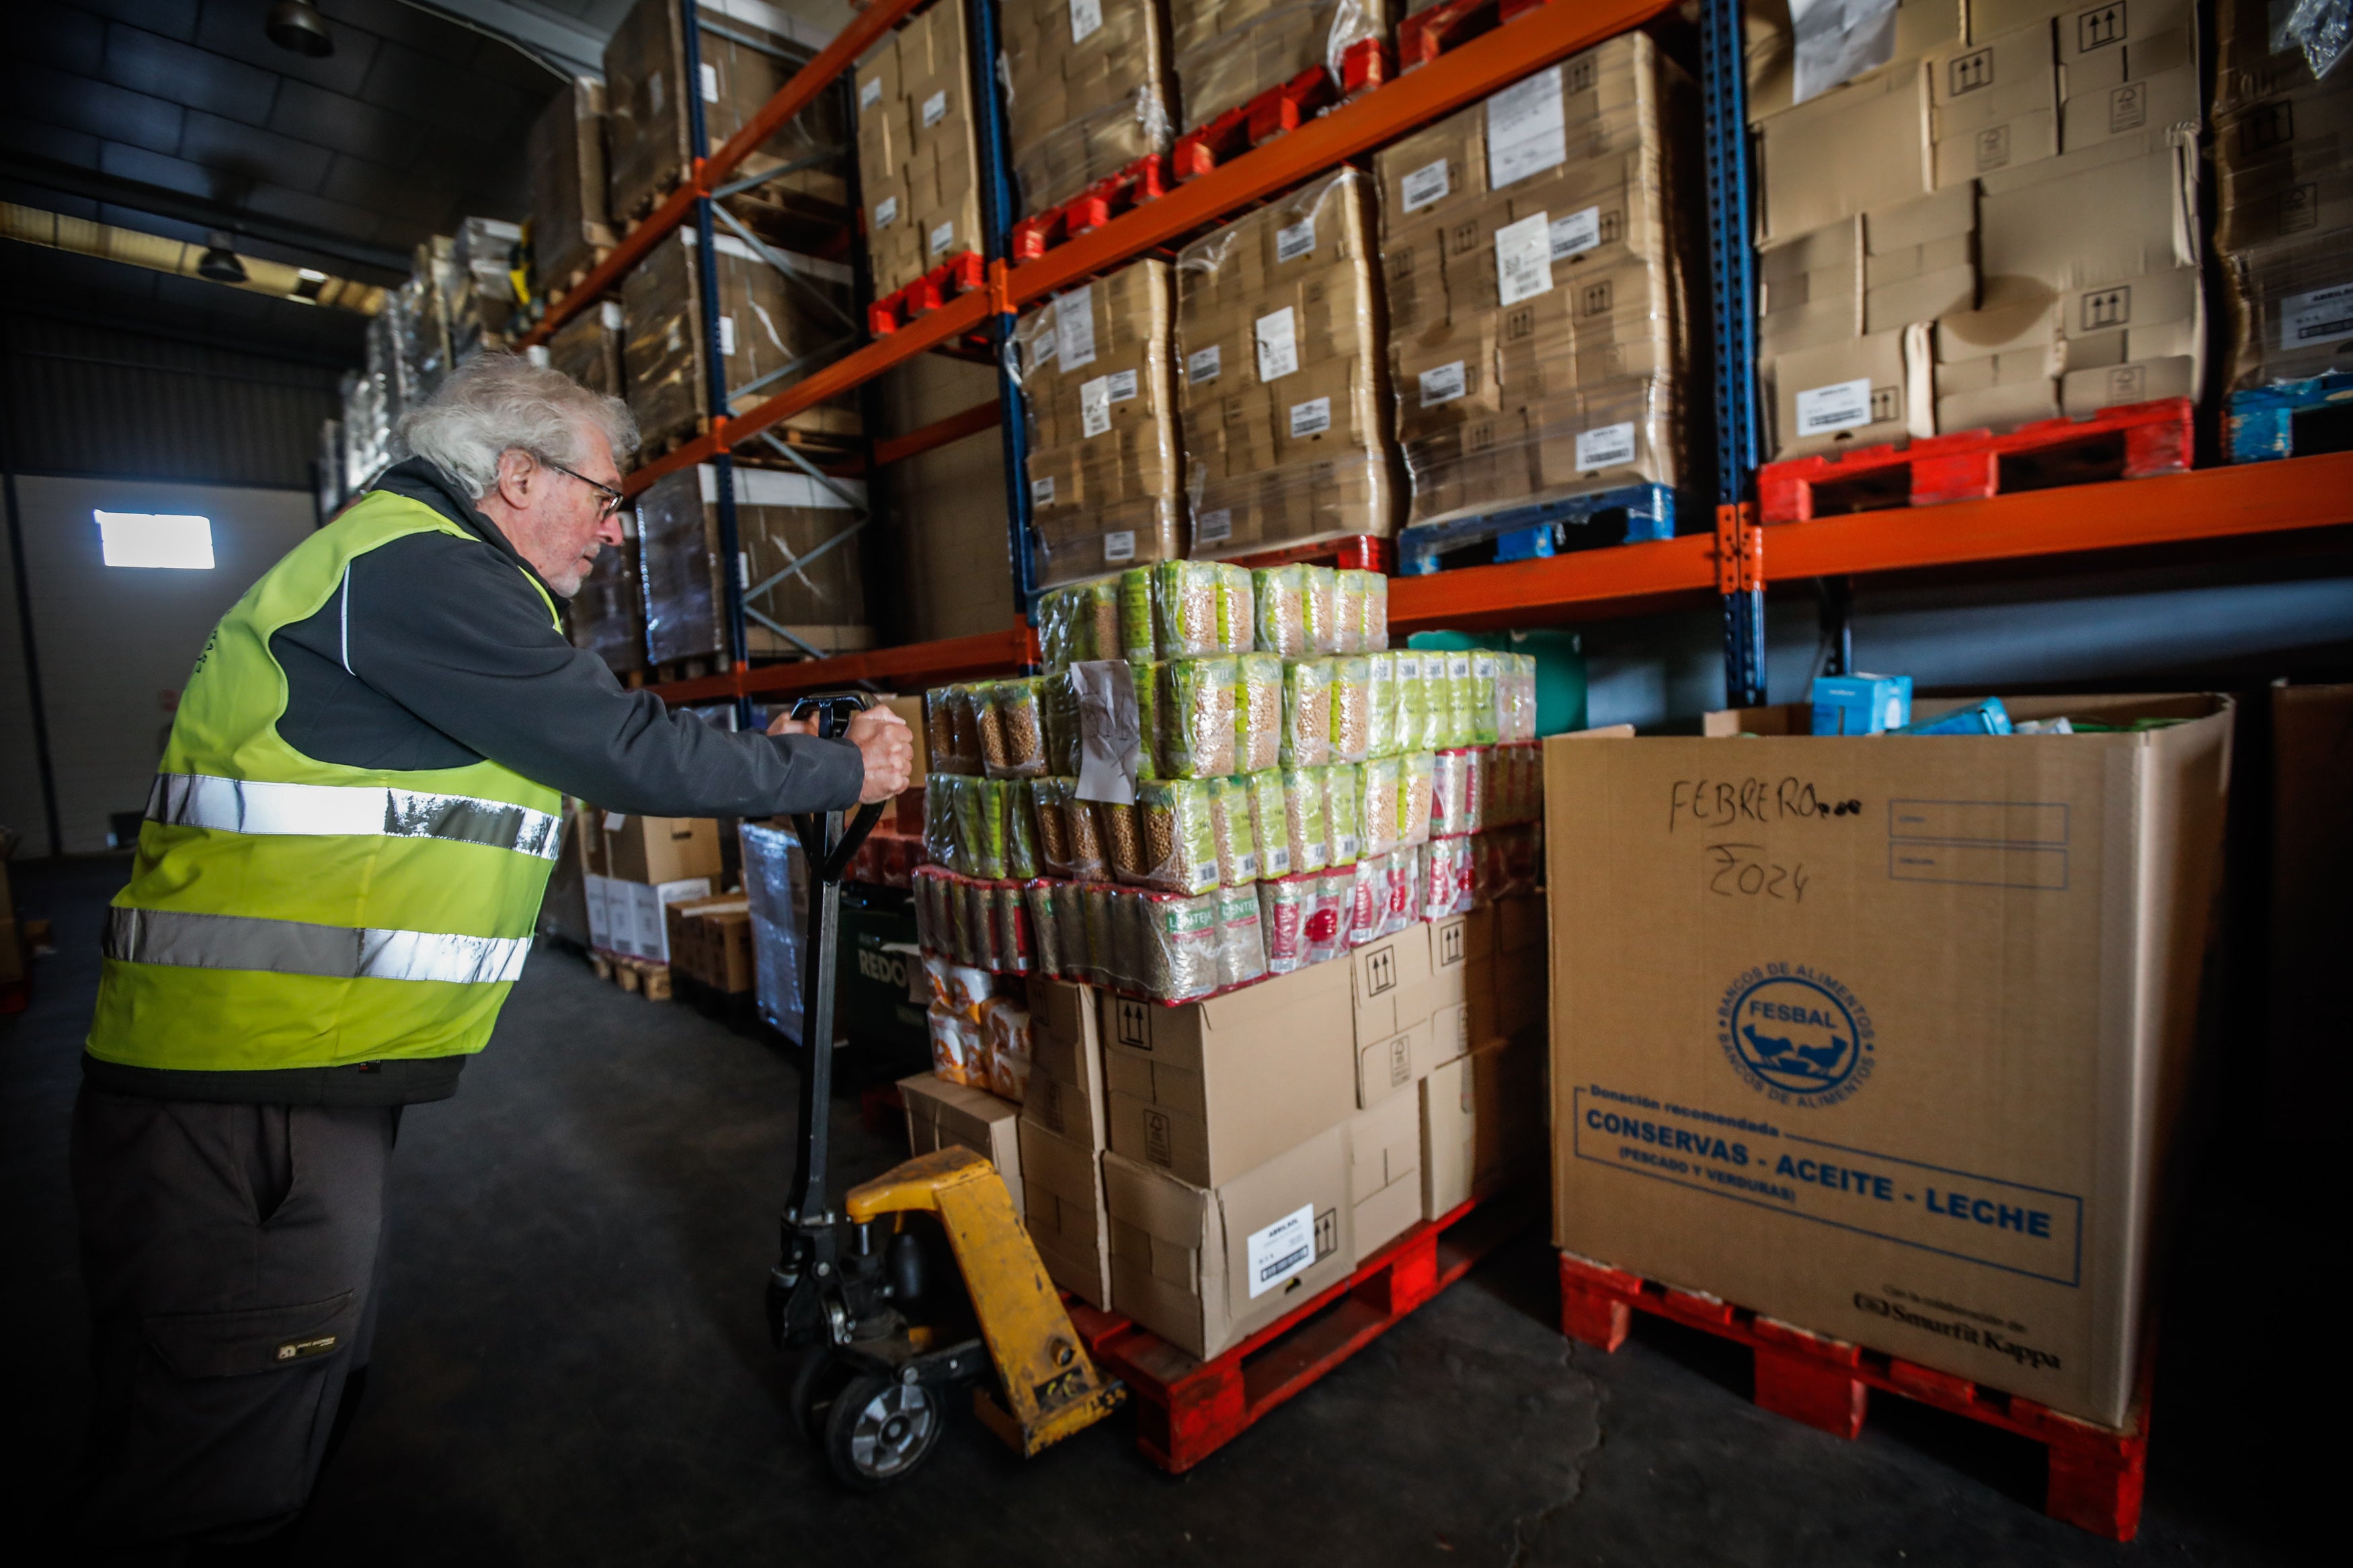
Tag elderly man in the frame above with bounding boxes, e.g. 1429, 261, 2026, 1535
72, 355, 912, 1559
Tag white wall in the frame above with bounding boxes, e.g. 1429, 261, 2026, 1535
0, 477, 317, 854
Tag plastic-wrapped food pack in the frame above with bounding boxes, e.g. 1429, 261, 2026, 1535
1343, 855, 1382, 948
1323, 762, 1362, 866
1170, 0, 1392, 132
928, 1001, 984, 1087
923, 777, 959, 874
1359, 753, 1402, 858
1467, 653, 1501, 747
1005, 782, 1042, 879
995, 882, 1035, 974
1134, 888, 1222, 1000
1134, 778, 1221, 894
1357, 570, 1388, 651
1042, 671, 1082, 776
1281, 658, 1333, 768
1065, 788, 1110, 880
1379, 845, 1418, 936
1366, 650, 1397, 757
1258, 872, 1309, 973
1209, 776, 1261, 886
1305, 868, 1351, 964
1301, 565, 1339, 654
1053, 879, 1090, 978
1253, 563, 1310, 656
1236, 653, 1283, 772
1024, 880, 1064, 978
1245, 768, 1292, 878
1082, 883, 1115, 988
1278, 764, 1330, 874
1159, 656, 1238, 779
1328, 654, 1372, 764
1393, 651, 1428, 753
987, 679, 1050, 779
927, 684, 986, 775
1216, 882, 1268, 990
1001, 0, 1176, 216
1400, 749, 1436, 845
1431, 748, 1483, 838
1330, 569, 1365, 655
980, 997, 1034, 1099
1154, 559, 1227, 657
1119, 566, 1158, 662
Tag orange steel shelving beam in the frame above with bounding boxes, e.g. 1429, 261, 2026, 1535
516, 0, 932, 352
654, 624, 1037, 707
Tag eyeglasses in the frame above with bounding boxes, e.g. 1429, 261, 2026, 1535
544, 458, 627, 519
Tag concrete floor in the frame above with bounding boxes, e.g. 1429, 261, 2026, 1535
1, 856, 2317, 1566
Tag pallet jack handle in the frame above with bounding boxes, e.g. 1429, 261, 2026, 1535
782, 692, 887, 1234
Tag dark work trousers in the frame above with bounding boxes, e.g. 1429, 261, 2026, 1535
69, 1086, 399, 1554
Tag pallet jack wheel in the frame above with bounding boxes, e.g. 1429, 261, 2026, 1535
823, 1371, 943, 1489
789, 1348, 853, 1443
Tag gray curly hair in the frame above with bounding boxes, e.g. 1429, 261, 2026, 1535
397, 353, 639, 499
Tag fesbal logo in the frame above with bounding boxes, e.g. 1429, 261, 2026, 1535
1718, 965, 1876, 1108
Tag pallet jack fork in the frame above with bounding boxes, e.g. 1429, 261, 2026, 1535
763, 694, 1122, 1486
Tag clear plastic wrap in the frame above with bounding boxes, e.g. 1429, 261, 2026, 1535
1013, 262, 1185, 589
1431, 747, 1485, 837
1359, 753, 1402, 858
1159, 657, 1239, 778
1236, 653, 1283, 772
1246, 768, 1293, 878
1209, 776, 1261, 885
1154, 559, 1228, 657
635, 463, 869, 665
1037, 578, 1125, 670
742, 822, 809, 1040
1305, 868, 1351, 964
1253, 563, 1310, 655
2283, 0, 2350, 79
988, 678, 1050, 778
1002, 0, 1177, 212
1258, 872, 1309, 973
1279, 764, 1330, 874
1281, 658, 1334, 768
1169, 0, 1390, 132
1216, 882, 1269, 989
1328, 655, 1373, 763
855, 0, 986, 296
1343, 855, 1382, 948
1175, 169, 1400, 559
1400, 749, 1437, 845
1134, 778, 1222, 894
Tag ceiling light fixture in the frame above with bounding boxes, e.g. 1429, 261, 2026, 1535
196, 232, 249, 285
266, 1, 335, 58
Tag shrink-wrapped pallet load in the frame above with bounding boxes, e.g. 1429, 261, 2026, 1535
854, 0, 988, 297
1001, 0, 1177, 216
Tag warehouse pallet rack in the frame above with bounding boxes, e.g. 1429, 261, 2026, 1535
518, 0, 2353, 1503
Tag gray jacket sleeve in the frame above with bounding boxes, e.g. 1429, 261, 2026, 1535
340, 532, 865, 817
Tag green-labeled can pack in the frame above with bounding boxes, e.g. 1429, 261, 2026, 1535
1160, 657, 1238, 780
1253, 563, 1309, 657
1281, 658, 1333, 768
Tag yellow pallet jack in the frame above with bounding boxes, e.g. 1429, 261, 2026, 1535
764, 694, 1123, 1487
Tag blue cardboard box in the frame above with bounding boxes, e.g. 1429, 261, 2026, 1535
1810, 674, 1913, 735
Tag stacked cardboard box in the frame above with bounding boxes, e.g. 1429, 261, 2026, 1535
1752, 0, 2203, 459
543, 301, 625, 399
665, 893, 756, 993
1002, 0, 1176, 216
1168, 0, 1392, 131
1546, 693, 2232, 1428
1015, 259, 1184, 588
1373, 36, 1700, 530
902, 1073, 1028, 1215
2212, 0, 2353, 388
528, 75, 612, 296
602, 0, 845, 228
1174, 167, 1400, 556
854, 0, 987, 298
621, 226, 862, 455
585, 811, 723, 962
1019, 977, 1116, 1302
567, 503, 648, 681
635, 464, 873, 666
1100, 905, 1542, 1358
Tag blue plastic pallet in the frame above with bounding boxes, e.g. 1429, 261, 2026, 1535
1396, 484, 1677, 576
2226, 372, 2353, 463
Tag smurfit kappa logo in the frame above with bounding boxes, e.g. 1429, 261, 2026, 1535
1717, 966, 1876, 1108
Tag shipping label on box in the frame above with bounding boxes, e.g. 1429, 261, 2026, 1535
1544, 696, 2233, 1426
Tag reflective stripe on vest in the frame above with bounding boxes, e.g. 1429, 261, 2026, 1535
148, 773, 563, 860
106, 907, 532, 985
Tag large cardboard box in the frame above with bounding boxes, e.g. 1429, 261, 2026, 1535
1349, 1091, 1424, 1255
854, 0, 987, 296
1025, 975, 1109, 1150
1001, 0, 1176, 216
1102, 960, 1357, 1187
1105, 1122, 1354, 1359
1744, 0, 1964, 124
1545, 694, 2233, 1427
633, 464, 873, 665
901, 1073, 1025, 1216
604, 812, 723, 885
1020, 1118, 1113, 1304
1755, 65, 1934, 244
1420, 1033, 1546, 1220
526, 75, 612, 294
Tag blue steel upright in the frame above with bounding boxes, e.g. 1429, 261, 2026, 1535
967, 0, 1041, 628
680, 0, 756, 726
1702, 0, 1766, 708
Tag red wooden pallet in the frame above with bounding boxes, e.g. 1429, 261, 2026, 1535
1758, 397, 2194, 526
1559, 1253, 2154, 1542
1171, 42, 1392, 181
1068, 1189, 1532, 1471
1201, 533, 1394, 572
867, 250, 987, 337
1398, 0, 1555, 71
1011, 155, 1174, 261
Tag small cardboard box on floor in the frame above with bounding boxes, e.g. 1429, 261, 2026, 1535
1544, 694, 2232, 1428
900, 1073, 1024, 1219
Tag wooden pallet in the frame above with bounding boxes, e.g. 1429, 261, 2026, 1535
1010, 154, 1174, 260
2225, 371, 2353, 463
867, 251, 988, 336
1170, 42, 1392, 181
1191, 532, 1394, 572
1559, 1253, 2154, 1542
1067, 1189, 1534, 1472
1398, 0, 1556, 71
589, 950, 674, 1001
1757, 397, 2194, 525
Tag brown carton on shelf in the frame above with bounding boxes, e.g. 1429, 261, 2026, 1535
633, 465, 873, 665
901, 1072, 1025, 1218
1105, 1122, 1353, 1359
1755, 63, 1934, 244
1545, 693, 2233, 1428
1765, 326, 1929, 461
621, 227, 862, 454
1102, 959, 1357, 1188
1025, 975, 1109, 1150
1176, 167, 1400, 556
1743, 0, 1964, 124
1351, 1091, 1425, 1255
566, 472, 647, 680
2223, 231, 2353, 388
856, 0, 988, 297
1924, 20, 2060, 188
1001, 0, 1176, 216
602, 0, 843, 228
1169, 0, 1393, 133
527, 75, 612, 294
545, 300, 625, 399
1021, 1118, 1113, 1305
604, 812, 723, 885
1419, 1034, 1546, 1220
1013, 259, 1183, 589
